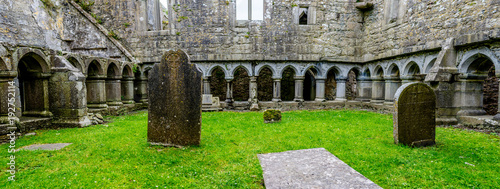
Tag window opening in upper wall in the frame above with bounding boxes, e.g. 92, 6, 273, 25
236, 0, 263, 20
299, 7, 308, 25
159, 0, 168, 30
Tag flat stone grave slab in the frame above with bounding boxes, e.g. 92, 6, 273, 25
258, 148, 381, 189
19, 143, 72, 151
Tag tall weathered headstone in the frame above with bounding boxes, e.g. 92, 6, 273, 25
148, 50, 202, 147
394, 83, 436, 147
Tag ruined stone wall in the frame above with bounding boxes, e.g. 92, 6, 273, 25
0, 0, 131, 61
362, 0, 500, 62
89, 0, 363, 63
86, 0, 500, 64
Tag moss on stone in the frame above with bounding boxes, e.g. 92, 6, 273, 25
263, 109, 282, 123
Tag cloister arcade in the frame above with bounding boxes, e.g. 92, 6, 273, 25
0, 46, 499, 129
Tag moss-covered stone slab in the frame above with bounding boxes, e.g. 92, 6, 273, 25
264, 109, 282, 123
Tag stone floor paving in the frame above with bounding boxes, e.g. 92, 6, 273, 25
19, 143, 72, 151
258, 148, 382, 189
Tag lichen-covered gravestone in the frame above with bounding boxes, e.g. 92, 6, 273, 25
148, 50, 202, 147
394, 83, 436, 147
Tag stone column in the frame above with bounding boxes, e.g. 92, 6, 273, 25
203, 77, 211, 95
202, 77, 214, 109
370, 76, 385, 104
87, 75, 108, 110
249, 76, 258, 101
401, 75, 424, 85
357, 76, 372, 102
49, 67, 90, 127
106, 75, 123, 108
225, 79, 233, 105
121, 76, 135, 104
457, 74, 487, 116
384, 76, 401, 105
134, 76, 148, 105
315, 78, 326, 102
249, 76, 259, 110
0, 71, 19, 124
335, 76, 347, 101
272, 78, 281, 102
294, 76, 304, 102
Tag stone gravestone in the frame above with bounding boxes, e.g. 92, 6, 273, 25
394, 83, 436, 147
148, 50, 202, 147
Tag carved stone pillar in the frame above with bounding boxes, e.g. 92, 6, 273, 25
272, 78, 281, 102
357, 76, 372, 102
315, 78, 326, 102
370, 76, 385, 104
335, 77, 347, 101
294, 76, 304, 102
384, 76, 401, 105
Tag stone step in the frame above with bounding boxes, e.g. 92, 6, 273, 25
258, 148, 381, 189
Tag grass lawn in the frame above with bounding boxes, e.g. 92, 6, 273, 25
1, 110, 500, 188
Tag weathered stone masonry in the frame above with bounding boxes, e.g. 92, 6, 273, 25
0, 0, 500, 136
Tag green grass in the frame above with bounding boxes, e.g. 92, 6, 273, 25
1, 110, 500, 188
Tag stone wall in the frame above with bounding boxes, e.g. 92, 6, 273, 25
362, 0, 500, 62
88, 0, 363, 62
86, 0, 500, 64
0, 0, 132, 61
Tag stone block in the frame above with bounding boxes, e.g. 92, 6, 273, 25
263, 109, 282, 123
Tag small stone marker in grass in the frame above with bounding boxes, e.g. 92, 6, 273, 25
147, 50, 202, 147
263, 109, 281, 123
20, 143, 72, 151
258, 148, 382, 189
394, 82, 436, 147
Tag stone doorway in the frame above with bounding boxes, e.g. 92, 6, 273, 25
17, 53, 51, 117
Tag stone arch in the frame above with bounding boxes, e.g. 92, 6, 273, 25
459, 49, 500, 75
207, 65, 229, 77
463, 55, 497, 115
232, 67, 250, 101
258, 67, 273, 101
403, 61, 422, 76
374, 65, 384, 77
304, 67, 318, 101
256, 64, 277, 77
346, 68, 361, 100
13, 48, 50, 73
424, 58, 436, 74
231, 65, 252, 77
210, 66, 227, 101
281, 66, 296, 101
387, 63, 400, 77
279, 64, 299, 77
66, 55, 84, 73
325, 67, 339, 101
301, 64, 322, 77
106, 62, 121, 77
362, 68, 371, 78
122, 64, 134, 77
86, 59, 105, 76
17, 52, 52, 117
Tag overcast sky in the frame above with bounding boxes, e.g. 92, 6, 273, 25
236, 0, 263, 20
